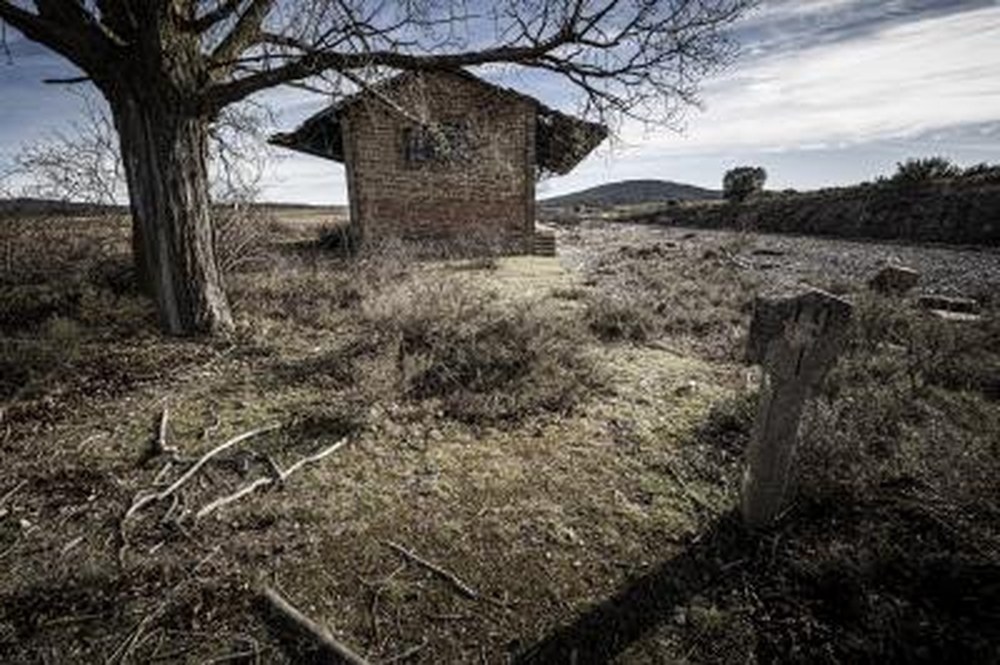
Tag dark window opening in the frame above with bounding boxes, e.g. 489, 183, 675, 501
403, 121, 473, 165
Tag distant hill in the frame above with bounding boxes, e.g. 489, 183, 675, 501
540, 179, 721, 207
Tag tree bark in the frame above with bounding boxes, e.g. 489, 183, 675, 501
111, 95, 233, 335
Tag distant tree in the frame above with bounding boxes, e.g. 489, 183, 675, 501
961, 162, 1000, 182
891, 157, 960, 183
723, 166, 767, 203
0, 0, 758, 335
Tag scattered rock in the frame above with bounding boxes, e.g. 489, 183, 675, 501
674, 381, 698, 396
868, 265, 920, 295
917, 294, 980, 314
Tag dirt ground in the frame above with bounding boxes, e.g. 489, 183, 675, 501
1, 211, 997, 663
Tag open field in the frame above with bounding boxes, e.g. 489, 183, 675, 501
1, 211, 998, 663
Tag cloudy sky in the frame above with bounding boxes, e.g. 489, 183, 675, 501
1, 0, 999, 203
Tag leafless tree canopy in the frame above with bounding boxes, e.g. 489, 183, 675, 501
0, 0, 757, 335
1, 0, 755, 125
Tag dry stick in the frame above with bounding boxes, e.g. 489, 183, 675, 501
383, 638, 428, 664
196, 478, 272, 519
261, 585, 372, 665
76, 431, 109, 452
0, 479, 26, 508
201, 409, 221, 442
154, 406, 173, 455
383, 541, 480, 600
125, 423, 281, 520
662, 461, 711, 512
195, 438, 348, 520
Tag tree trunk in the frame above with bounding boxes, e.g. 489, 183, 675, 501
112, 95, 233, 335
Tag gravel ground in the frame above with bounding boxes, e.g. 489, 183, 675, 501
552, 219, 1000, 302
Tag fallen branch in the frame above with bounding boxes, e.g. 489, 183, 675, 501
261, 585, 371, 665
384, 541, 479, 600
195, 437, 348, 519
125, 423, 281, 520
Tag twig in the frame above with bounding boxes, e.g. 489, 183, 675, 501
383, 541, 480, 600
662, 461, 712, 512
152, 406, 178, 457
280, 437, 349, 478
383, 638, 427, 664
152, 460, 174, 486
125, 423, 281, 520
61, 535, 85, 556
0, 479, 26, 508
196, 478, 272, 519
260, 585, 371, 665
77, 431, 109, 452
361, 563, 406, 645
195, 437, 348, 519
201, 409, 221, 441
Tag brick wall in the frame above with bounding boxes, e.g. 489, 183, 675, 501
343, 71, 535, 251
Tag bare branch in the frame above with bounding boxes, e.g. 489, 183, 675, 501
0, 0, 110, 70
43, 76, 91, 85
210, 0, 275, 76
206, 31, 574, 109
183, 0, 244, 33
195, 437, 349, 518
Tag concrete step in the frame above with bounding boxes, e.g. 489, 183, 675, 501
533, 231, 557, 256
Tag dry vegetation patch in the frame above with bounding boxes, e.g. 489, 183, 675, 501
1, 213, 998, 663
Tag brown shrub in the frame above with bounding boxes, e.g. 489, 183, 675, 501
212, 203, 271, 274
797, 295, 1000, 512
363, 276, 599, 423
583, 243, 757, 358
584, 290, 658, 342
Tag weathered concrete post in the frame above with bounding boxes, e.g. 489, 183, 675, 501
741, 287, 853, 529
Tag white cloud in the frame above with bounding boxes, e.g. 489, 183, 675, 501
625, 5, 1000, 154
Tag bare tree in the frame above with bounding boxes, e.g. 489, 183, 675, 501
0, 0, 757, 335
8, 92, 125, 205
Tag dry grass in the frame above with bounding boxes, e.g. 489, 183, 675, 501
1, 213, 997, 663
583, 239, 758, 359
361, 275, 598, 423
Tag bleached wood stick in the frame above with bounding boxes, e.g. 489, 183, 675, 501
279, 437, 349, 478
195, 438, 348, 519
261, 585, 371, 665
195, 477, 272, 519
384, 540, 480, 600
154, 406, 175, 455
126, 423, 281, 519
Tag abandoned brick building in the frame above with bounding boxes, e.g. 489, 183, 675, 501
271, 68, 607, 251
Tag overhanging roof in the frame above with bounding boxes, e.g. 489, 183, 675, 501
269, 69, 607, 177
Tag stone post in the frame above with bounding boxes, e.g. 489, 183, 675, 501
741, 288, 853, 529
